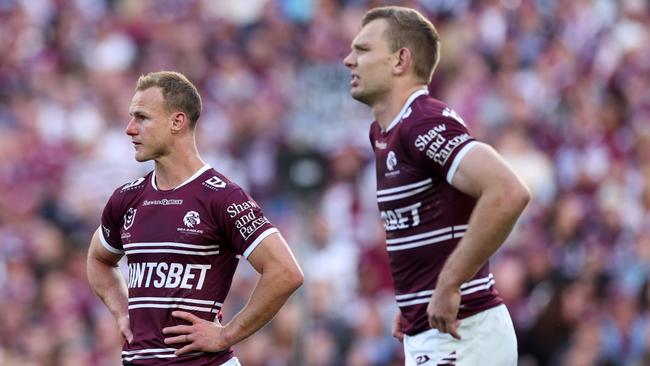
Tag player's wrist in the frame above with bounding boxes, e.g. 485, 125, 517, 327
217, 323, 237, 350
435, 277, 463, 292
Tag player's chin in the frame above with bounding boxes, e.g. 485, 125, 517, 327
134, 152, 150, 162
351, 89, 371, 105
350, 87, 363, 99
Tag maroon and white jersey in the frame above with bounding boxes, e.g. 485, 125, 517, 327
99, 165, 278, 365
370, 89, 502, 336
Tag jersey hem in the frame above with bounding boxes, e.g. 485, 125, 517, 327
405, 300, 504, 336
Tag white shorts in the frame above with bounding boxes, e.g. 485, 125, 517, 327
403, 304, 517, 366
221, 357, 241, 366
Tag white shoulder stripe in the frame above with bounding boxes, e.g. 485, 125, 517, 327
446, 140, 478, 184
97, 225, 124, 254
243, 228, 279, 259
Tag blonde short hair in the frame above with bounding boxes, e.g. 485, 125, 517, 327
362, 6, 441, 83
136, 71, 202, 129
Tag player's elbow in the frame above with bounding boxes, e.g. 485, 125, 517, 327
269, 260, 303, 295
505, 179, 530, 215
286, 265, 304, 293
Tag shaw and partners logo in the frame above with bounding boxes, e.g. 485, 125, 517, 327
123, 208, 137, 230
227, 200, 269, 240
142, 198, 183, 206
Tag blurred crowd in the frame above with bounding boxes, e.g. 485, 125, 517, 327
1, 0, 650, 365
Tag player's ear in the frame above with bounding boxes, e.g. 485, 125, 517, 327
393, 47, 412, 76
170, 112, 186, 134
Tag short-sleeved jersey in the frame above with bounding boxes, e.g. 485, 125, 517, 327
99, 165, 278, 365
370, 89, 502, 336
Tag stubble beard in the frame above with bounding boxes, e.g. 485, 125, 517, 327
134, 146, 156, 163
351, 87, 379, 107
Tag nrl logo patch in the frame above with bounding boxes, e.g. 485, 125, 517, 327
183, 211, 201, 228
123, 208, 137, 230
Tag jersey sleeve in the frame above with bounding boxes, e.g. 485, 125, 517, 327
402, 112, 478, 184
99, 189, 125, 254
216, 187, 279, 259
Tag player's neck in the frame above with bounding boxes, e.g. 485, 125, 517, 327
153, 142, 206, 190
372, 84, 427, 130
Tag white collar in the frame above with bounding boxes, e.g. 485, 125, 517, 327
151, 164, 211, 191
384, 87, 429, 132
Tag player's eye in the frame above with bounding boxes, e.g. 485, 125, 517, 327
353, 45, 368, 52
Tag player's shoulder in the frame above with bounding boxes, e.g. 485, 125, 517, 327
196, 167, 244, 198
407, 96, 469, 130
370, 121, 382, 138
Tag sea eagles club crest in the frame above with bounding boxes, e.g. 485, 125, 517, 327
123, 208, 137, 230
386, 151, 397, 171
183, 211, 201, 228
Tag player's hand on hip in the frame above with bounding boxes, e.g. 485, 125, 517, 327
163, 311, 229, 355
392, 311, 405, 342
118, 314, 134, 344
427, 286, 462, 340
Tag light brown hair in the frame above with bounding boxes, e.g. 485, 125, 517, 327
362, 6, 441, 83
136, 71, 202, 129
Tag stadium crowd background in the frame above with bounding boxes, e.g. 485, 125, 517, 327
1, 0, 649, 365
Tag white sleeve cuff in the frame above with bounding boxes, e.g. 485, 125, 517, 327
446, 141, 478, 184
243, 228, 279, 259
98, 225, 124, 254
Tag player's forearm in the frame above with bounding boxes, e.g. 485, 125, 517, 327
222, 266, 303, 347
87, 257, 130, 321
437, 185, 529, 289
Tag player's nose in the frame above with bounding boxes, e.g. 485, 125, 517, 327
125, 118, 138, 136
343, 51, 355, 69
